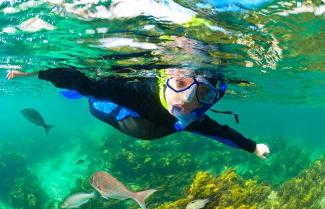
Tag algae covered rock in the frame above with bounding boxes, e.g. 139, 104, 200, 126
74, 132, 319, 209
260, 157, 325, 209
156, 170, 271, 209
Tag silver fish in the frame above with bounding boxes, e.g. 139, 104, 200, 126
90, 171, 157, 209
61, 192, 96, 208
21, 108, 54, 135
185, 198, 210, 209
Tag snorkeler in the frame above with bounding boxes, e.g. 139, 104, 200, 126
7, 68, 270, 159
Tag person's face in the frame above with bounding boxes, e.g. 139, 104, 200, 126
165, 77, 202, 115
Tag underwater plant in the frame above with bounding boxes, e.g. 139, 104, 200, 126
66, 132, 204, 208
9, 175, 48, 209
65, 131, 318, 209
236, 137, 312, 187
0, 150, 52, 209
0, 152, 28, 200
156, 170, 271, 209
155, 157, 325, 209
259, 157, 325, 209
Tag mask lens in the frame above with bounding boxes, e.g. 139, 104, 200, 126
197, 83, 218, 104
168, 77, 194, 91
183, 84, 196, 102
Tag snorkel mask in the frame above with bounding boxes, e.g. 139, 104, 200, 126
165, 76, 227, 131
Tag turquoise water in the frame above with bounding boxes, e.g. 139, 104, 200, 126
1, 0, 325, 209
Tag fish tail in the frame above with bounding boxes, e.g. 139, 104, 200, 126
44, 124, 55, 135
93, 191, 100, 198
133, 189, 157, 209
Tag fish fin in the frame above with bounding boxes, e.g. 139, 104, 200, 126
133, 189, 157, 209
44, 124, 55, 135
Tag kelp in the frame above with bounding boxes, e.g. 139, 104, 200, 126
157, 157, 325, 209
9, 175, 48, 209
65, 131, 317, 209
0, 152, 49, 209
156, 170, 271, 209
260, 157, 325, 209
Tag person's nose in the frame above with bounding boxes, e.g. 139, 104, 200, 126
179, 92, 191, 103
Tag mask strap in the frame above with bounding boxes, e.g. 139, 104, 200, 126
209, 109, 239, 124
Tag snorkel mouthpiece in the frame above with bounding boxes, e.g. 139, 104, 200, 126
174, 115, 195, 131
172, 105, 182, 114
173, 110, 199, 131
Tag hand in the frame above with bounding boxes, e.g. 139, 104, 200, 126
6, 70, 35, 80
6, 70, 22, 80
255, 143, 270, 160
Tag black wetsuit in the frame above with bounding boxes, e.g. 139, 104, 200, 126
38, 68, 256, 153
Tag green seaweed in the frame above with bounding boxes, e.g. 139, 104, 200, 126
156, 170, 271, 209
0, 151, 50, 209
156, 157, 325, 209
65, 131, 318, 209
0, 153, 28, 200
9, 175, 48, 209
260, 157, 325, 209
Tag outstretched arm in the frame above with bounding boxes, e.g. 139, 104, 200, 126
6, 70, 38, 79
6, 68, 161, 118
6, 68, 98, 97
187, 115, 270, 159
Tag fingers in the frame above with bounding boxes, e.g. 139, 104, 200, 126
262, 144, 270, 151
265, 147, 270, 154
256, 144, 270, 160
264, 144, 270, 155
6, 70, 19, 80
257, 151, 267, 160
257, 153, 267, 160
6, 70, 13, 80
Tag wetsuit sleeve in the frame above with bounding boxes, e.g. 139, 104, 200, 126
38, 68, 166, 122
38, 68, 139, 100
187, 115, 256, 153
38, 68, 97, 96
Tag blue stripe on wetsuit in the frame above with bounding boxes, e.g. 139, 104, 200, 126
88, 98, 140, 121
60, 89, 140, 121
